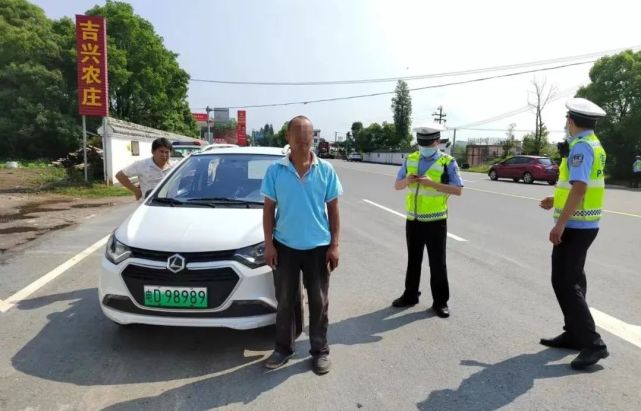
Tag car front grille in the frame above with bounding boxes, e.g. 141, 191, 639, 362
128, 247, 236, 263
121, 264, 240, 309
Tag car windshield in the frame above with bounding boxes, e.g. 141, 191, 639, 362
538, 158, 553, 165
153, 153, 276, 204
172, 146, 202, 158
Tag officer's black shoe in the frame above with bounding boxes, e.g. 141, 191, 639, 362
570, 347, 609, 370
432, 304, 450, 318
392, 293, 420, 307
540, 333, 582, 350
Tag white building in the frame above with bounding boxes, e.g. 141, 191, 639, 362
98, 117, 197, 184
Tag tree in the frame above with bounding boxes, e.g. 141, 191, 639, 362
522, 124, 550, 155
391, 80, 412, 147
0, 0, 80, 159
86, 1, 198, 136
501, 123, 517, 157
528, 77, 556, 155
577, 50, 641, 180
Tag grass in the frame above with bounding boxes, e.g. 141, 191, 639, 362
48, 182, 131, 198
1, 163, 131, 198
466, 164, 492, 174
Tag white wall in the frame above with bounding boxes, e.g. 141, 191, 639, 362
106, 136, 154, 183
363, 152, 409, 165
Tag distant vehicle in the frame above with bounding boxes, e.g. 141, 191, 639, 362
489, 155, 559, 184
171, 140, 206, 159
317, 141, 332, 158
200, 143, 239, 153
346, 152, 362, 162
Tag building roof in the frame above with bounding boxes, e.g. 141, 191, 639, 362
98, 117, 196, 142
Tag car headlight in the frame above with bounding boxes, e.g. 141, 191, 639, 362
105, 234, 132, 265
234, 242, 266, 268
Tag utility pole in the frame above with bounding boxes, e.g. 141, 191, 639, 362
432, 105, 447, 125
205, 106, 213, 143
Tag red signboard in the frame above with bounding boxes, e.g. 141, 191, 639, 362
236, 110, 247, 146
76, 15, 108, 116
192, 113, 208, 122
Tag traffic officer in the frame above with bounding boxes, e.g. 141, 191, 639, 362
632, 155, 641, 188
539, 97, 609, 370
392, 124, 464, 318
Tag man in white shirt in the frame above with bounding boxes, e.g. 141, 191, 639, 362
115, 138, 174, 200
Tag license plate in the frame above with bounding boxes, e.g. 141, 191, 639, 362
143, 285, 208, 308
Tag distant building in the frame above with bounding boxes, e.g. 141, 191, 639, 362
465, 138, 522, 166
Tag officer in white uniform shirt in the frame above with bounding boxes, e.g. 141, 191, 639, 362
116, 138, 174, 200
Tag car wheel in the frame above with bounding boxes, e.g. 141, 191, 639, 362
523, 172, 534, 184
548, 180, 557, 185
489, 170, 498, 180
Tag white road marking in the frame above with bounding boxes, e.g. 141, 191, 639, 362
591, 307, 641, 349
362, 199, 468, 242
0, 235, 110, 313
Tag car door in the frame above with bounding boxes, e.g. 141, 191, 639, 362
511, 157, 528, 179
499, 157, 517, 178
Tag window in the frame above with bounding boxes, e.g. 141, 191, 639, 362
155, 153, 278, 203
131, 141, 140, 156
538, 158, 553, 166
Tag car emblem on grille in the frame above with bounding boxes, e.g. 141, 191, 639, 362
167, 254, 186, 273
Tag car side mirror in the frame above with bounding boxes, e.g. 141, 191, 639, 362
145, 189, 153, 198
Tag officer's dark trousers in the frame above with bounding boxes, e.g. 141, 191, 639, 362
633, 172, 641, 188
404, 219, 449, 306
551, 228, 606, 349
273, 240, 330, 357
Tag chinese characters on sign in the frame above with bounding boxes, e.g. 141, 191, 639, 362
76, 15, 108, 116
237, 110, 247, 146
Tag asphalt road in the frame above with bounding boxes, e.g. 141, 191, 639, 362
1, 160, 640, 410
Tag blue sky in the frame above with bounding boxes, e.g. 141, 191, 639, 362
33, 0, 640, 142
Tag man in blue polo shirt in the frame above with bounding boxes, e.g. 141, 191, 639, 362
261, 115, 342, 375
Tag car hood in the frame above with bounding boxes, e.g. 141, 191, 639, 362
114, 204, 263, 252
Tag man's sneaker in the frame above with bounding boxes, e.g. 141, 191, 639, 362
312, 354, 331, 375
264, 351, 293, 370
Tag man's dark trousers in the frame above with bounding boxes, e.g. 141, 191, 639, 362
551, 228, 606, 349
404, 219, 449, 306
273, 240, 330, 356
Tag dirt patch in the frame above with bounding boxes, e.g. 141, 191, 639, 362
0, 193, 133, 255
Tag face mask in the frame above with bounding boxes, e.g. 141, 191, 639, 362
419, 146, 437, 157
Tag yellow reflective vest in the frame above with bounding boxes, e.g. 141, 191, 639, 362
405, 151, 453, 222
553, 134, 606, 222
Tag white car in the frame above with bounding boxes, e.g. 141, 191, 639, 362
200, 143, 239, 153
100, 147, 302, 330
347, 152, 362, 162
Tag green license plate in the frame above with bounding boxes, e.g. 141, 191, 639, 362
143, 285, 208, 308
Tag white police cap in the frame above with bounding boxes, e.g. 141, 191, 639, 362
415, 123, 446, 145
566, 98, 606, 120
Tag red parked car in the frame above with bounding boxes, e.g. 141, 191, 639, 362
488, 155, 559, 185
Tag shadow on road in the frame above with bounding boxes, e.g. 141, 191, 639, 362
11, 289, 427, 403
417, 348, 602, 411
12, 288, 274, 386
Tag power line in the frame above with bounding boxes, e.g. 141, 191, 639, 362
192, 61, 594, 110
189, 46, 639, 86
452, 86, 580, 129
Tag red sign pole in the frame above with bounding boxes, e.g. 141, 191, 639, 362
237, 110, 247, 146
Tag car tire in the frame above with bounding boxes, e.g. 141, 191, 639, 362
489, 170, 498, 180
548, 180, 557, 185
523, 172, 534, 184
